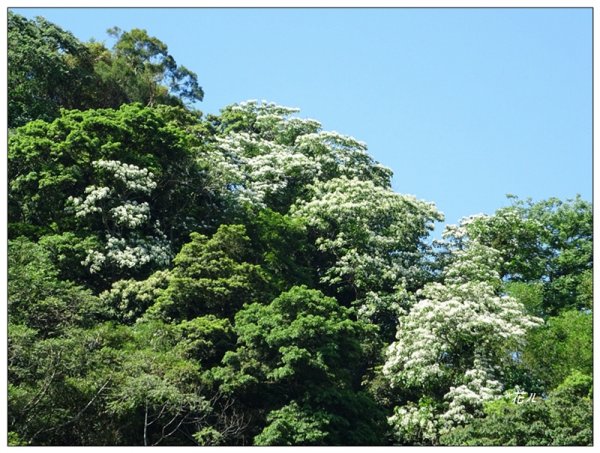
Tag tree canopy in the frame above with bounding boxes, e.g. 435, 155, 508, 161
7, 12, 592, 446
8, 12, 203, 128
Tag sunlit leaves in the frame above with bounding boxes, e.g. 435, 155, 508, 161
384, 242, 541, 443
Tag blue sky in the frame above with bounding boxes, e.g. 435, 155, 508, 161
13, 7, 592, 234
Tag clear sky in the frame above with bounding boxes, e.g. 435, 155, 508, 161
13, 7, 592, 235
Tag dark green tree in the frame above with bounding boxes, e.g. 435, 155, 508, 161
94, 27, 204, 108
8, 12, 204, 127
148, 224, 273, 321
213, 286, 387, 445
8, 12, 101, 128
8, 237, 108, 338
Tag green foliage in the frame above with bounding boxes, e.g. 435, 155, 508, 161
503, 281, 545, 318
9, 104, 217, 286
8, 12, 100, 128
8, 319, 229, 446
96, 27, 204, 108
100, 270, 171, 323
254, 401, 330, 445
148, 225, 272, 321
8, 12, 204, 128
7, 15, 592, 444
8, 237, 108, 336
444, 196, 592, 316
522, 309, 592, 391
440, 371, 592, 446
237, 208, 315, 292
219, 286, 372, 390
214, 286, 386, 444
174, 315, 236, 367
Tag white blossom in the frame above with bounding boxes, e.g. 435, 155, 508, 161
104, 233, 172, 270
70, 159, 172, 274
83, 249, 106, 274
291, 177, 443, 293
383, 241, 542, 443
388, 402, 440, 445
111, 201, 150, 228
68, 186, 112, 217
440, 365, 503, 431
93, 159, 157, 194
207, 101, 395, 210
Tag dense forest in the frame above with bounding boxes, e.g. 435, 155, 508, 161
7, 12, 593, 446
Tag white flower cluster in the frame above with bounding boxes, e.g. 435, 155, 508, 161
229, 100, 301, 118
100, 270, 170, 321
68, 185, 112, 217
440, 365, 503, 430
295, 131, 392, 187
93, 159, 157, 194
111, 201, 150, 228
69, 160, 157, 226
244, 151, 319, 203
388, 365, 503, 443
213, 132, 320, 207
70, 159, 173, 274
292, 177, 443, 292
443, 242, 503, 285
384, 280, 541, 388
441, 213, 489, 241
83, 249, 106, 274
356, 288, 412, 325
254, 113, 322, 142
383, 240, 543, 443
83, 231, 172, 274
388, 402, 440, 445
105, 234, 172, 270
209, 101, 394, 209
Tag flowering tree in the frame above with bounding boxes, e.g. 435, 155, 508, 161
206, 101, 393, 213
8, 104, 217, 286
8, 13, 592, 446
383, 241, 542, 443
291, 177, 443, 338
439, 196, 593, 316
68, 159, 171, 275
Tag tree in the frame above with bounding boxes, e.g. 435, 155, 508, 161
8, 13, 204, 128
8, 237, 108, 338
291, 177, 443, 340
383, 242, 541, 444
440, 196, 592, 316
205, 101, 393, 214
522, 309, 592, 391
8, 315, 240, 446
212, 286, 387, 445
148, 225, 272, 322
440, 371, 592, 446
8, 12, 100, 128
8, 104, 218, 286
253, 401, 330, 446
95, 27, 204, 108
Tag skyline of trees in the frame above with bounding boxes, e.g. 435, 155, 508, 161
7, 12, 593, 446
